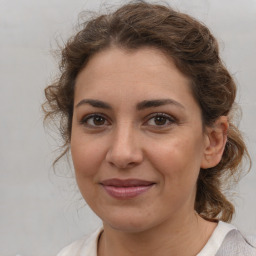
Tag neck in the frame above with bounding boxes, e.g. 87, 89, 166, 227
98, 212, 217, 256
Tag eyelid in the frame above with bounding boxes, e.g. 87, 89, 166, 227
79, 113, 111, 127
78, 112, 177, 129
143, 112, 177, 127
145, 112, 176, 121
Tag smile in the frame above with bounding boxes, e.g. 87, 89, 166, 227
100, 179, 155, 199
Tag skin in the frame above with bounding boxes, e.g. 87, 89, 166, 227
71, 47, 228, 256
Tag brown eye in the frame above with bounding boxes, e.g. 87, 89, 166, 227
154, 116, 168, 126
81, 114, 109, 127
93, 116, 106, 126
146, 113, 176, 127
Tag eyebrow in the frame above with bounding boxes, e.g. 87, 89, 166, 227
136, 99, 185, 110
75, 98, 185, 110
76, 99, 112, 109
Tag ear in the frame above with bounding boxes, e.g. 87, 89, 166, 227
200, 116, 229, 169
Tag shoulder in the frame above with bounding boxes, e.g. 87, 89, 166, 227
216, 229, 256, 256
198, 221, 256, 256
56, 227, 103, 256
247, 235, 256, 248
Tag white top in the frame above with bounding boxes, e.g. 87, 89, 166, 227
57, 221, 256, 256
197, 221, 235, 256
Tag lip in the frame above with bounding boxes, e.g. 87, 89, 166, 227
100, 179, 155, 199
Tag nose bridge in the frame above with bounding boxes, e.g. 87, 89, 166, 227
106, 120, 143, 168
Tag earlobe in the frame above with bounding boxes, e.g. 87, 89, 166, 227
200, 116, 229, 169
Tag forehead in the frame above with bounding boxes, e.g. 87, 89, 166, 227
74, 47, 197, 111
77, 47, 185, 81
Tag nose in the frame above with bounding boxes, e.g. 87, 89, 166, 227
105, 124, 143, 169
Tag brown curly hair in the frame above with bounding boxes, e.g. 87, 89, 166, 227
43, 1, 250, 222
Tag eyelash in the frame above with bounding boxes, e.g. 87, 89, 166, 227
144, 113, 177, 128
80, 113, 110, 128
79, 112, 177, 129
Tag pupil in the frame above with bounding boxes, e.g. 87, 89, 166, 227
94, 116, 105, 125
155, 116, 166, 125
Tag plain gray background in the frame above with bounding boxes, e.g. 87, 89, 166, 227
0, 0, 255, 255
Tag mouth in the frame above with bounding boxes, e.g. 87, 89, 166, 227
100, 179, 155, 199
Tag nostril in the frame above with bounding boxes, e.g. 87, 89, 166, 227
107, 159, 137, 169
105, 150, 143, 169
105, 134, 143, 168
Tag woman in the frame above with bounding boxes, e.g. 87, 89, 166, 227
43, 2, 255, 255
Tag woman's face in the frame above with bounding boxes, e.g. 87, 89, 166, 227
71, 47, 209, 232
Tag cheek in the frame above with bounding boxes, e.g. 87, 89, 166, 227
146, 135, 204, 181
70, 138, 105, 205
71, 136, 105, 178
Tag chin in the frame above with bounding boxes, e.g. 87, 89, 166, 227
108, 221, 152, 234
101, 212, 158, 234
